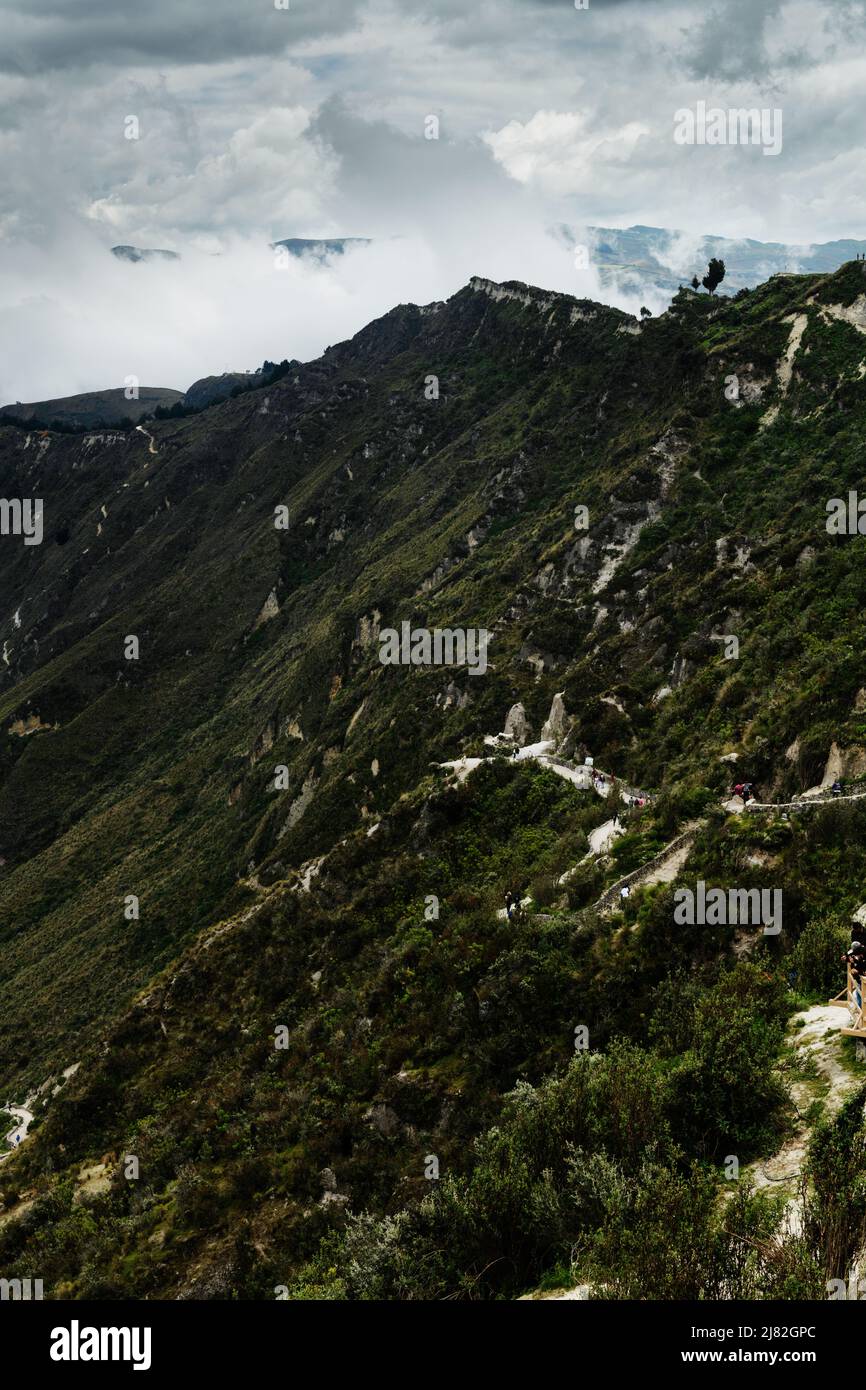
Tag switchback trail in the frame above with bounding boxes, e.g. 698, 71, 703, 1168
135, 423, 158, 455
0, 1104, 34, 1163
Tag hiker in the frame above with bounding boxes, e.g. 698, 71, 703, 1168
512, 745, 519, 760
505, 890, 514, 922
619, 884, 630, 902
845, 938, 866, 976
843, 938, 866, 1009
832, 779, 843, 798
742, 782, 754, 803
732, 782, 745, 801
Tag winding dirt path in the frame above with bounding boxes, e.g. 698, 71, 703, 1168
135, 424, 158, 456
746, 1004, 861, 1236
0, 1104, 34, 1162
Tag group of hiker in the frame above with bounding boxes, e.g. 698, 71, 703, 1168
732, 778, 845, 805
842, 932, 866, 1010
731, 781, 756, 804
591, 765, 652, 811
504, 889, 526, 923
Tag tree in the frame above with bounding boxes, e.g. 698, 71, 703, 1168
691, 275, 700, 290
701, 258, 726, 295
640, 306, 652, 319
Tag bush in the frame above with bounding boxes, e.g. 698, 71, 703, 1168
666, 981, 788, 1157
529, 872, 559, 908
789, 914, 849, 994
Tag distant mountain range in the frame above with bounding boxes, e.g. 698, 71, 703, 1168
271, 236, 372, 260
108, 227, 866, 303
0, 372, 267, 429
559, 224, 866, 298
109, 237, 371, 266
110, 245, 180, 263
0, 386, 184, 429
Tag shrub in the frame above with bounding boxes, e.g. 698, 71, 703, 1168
789, 914, 849, 994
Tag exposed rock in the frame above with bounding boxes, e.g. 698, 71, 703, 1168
73, 1161, 111, 1203
249, 718, 276, 766
354, 610, 382, 650
346, 698, 368, 738
279, 767, 320, 836
540, 692, 571, 745
8, 713, 57, 736
760, 311, 809, 429
503, 702, 530, 745
796, 546, 816, 572
822, 742, 866, 786
520, 644, 551, 678
716, 536, 752, 571
363, 1103, 399, 1137
253, 588, 280, 630
437, 681, 472, 711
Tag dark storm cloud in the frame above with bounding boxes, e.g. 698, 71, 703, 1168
0, 0, 364, 75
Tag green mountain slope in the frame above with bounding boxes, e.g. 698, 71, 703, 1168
2, 264, 866, 1297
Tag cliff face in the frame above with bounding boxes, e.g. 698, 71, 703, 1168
2, 263, 866, 1297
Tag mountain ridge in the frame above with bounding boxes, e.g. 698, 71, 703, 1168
1, 263, 866, 1297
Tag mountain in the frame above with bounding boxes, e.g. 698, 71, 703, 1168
182, 372, 264, 410
557, 223, 866, 299
0, 375, 269, 430
0, 387, 184, 429
110, 245, 180, 263
270, 237, 372, 261
1, 264, 866, 1299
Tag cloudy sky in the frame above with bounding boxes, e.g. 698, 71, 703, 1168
2, 0, 866, 400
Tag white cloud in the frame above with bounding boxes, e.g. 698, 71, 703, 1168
483, 110, 651, 195
85, 107, 338, 243
3, 0, 866, 397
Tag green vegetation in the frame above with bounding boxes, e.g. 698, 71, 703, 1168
0, 263, 866, 1296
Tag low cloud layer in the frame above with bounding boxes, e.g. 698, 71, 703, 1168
2, 0, 866, 399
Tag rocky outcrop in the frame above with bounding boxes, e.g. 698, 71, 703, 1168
540, 692, 571, 746
253, 588, 280, 630
503, 702, 530, 745
822, 742, 866, 786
